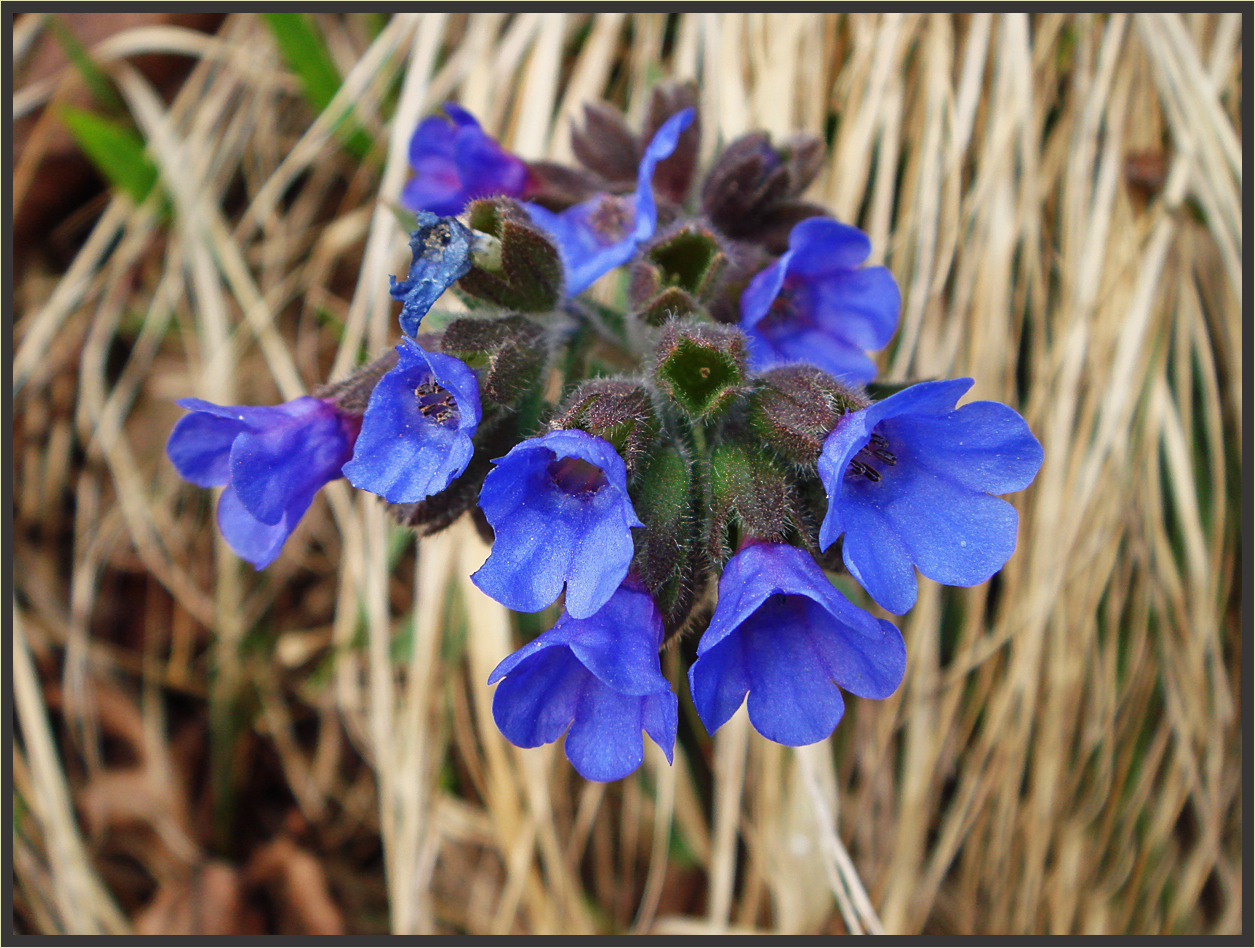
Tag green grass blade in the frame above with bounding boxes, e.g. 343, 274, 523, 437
58, 106, 160, 204
261, 11, 373, 158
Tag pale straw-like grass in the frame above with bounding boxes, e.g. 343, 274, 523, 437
11, 12, 1243, 935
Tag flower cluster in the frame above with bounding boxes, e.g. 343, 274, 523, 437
169, 84, 1042, 782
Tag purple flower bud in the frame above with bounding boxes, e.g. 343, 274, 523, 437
689, 542, 906, 746
167, 396, 360, 569
402, 103, 531, 216
341, 338, 481, 504
489, 581, 676, 782
739, 216, 900, 383
818, 378, 1044, 614
524, 108, 696, 295
472, 429, 642, 619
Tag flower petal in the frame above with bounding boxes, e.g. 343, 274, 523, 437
216, 485, 299, 570
563, 683, 648, 782
739, 251, 792, 329
641, 691, 678, 766
166, 410, 245, 487
342, 341, 480, 504
688, 632, 752, 737
807, 265, 900, 351
472, 430, 639, 618
523, 108, 694, 297
690, 543, 905, 743
817, 378, 1043, 613
490, 647, 586, 748
229, 397, 348, 526
785, 217, 871, 275
742, 606, 847, 746
564, 587, 668, 695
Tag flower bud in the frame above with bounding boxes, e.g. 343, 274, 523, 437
707, 441, 792, 557
748, 364, 868, 463
700, 131, 829, 253
458, 197, 564, 311
652, 320, 749, 419
640, 81, 701, 205
631, 445, 701, 630
550, 379, 659, 475
439, 314, 546, 406
570, 101, 642, 189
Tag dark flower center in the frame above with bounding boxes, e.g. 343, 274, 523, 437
587, 195, 633, 246
756, 280, 807, 336
548, 455, 608, 496
847, 431, 897, 483
415, 379, 460, 429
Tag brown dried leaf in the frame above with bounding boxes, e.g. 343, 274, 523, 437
133, 860, 259, 936
245, 835, 345, 936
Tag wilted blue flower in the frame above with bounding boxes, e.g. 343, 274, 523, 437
341, 338, 481, 503
818, 378, 1044, 615
488, 580, 676, 782
167, 396, 360, 569
472, 429, 642, 619
739, 216, 900, 383
402, 103, 530, 216
688, 542, 906, 746
391, 212, 474, 338
524, 108, 695, 295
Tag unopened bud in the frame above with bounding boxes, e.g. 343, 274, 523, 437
459, 197, 563, 311
748, 365, 868, 463
707, 441, 791, 557
653, 320, 749, 418
439, 314, 546, 406
550, 379, 659, 475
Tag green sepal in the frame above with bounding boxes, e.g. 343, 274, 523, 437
647, 224, 728, 298
747, 364, 868, 463
457, 198, 563, 311
632, 445, 700, 631
653, 320, 749, 419
439, 314, 546, 406
707, 441, 791, 557
551, 379, 659, 475
629, 223, 730, 325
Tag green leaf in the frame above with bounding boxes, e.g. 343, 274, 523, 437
58, 106, 159, 203
261, 12, 373, 159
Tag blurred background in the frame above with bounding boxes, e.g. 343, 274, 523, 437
10, 12, 1243, 936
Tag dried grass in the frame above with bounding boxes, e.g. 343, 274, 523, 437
10, 12, 1244, 936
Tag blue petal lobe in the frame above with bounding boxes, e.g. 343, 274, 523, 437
564, 684, 647, 782
490, 648, 585, 748
166, 411, 245, 487
741, 605, 847, 746
785, 217, 872, 274
216, 486, 297, 570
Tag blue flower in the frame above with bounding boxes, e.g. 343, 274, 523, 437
817, 378, 1044, 615
391, 212, 474, 338
472, 429, 642, 619
488, 581, 676, 782
341, 338, 481, 503
688, 542, 906, 746
739, 216, 900, 383
167, 396, 360, 569
402, 103, 530, 217
524, 108, 695, 295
